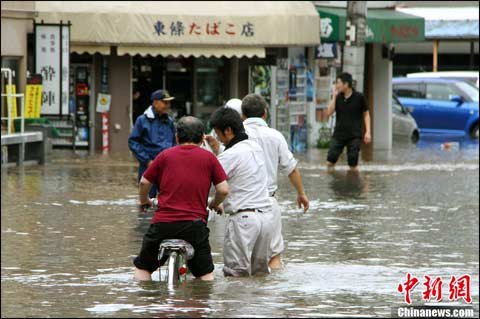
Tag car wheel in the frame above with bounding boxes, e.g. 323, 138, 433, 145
471, 124, 479, 139
411, 130, 420, 144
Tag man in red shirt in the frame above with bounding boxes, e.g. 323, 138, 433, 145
133, 116, 229, 281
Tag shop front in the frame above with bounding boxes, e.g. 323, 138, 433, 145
35, 1, 320, 154
2, 1, 35, 136
130, 52, 270, 125
314, 6, 425, 150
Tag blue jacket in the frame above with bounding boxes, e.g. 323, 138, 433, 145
128, 106, 176, 165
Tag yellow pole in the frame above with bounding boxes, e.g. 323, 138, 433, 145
433, 40, 439, 72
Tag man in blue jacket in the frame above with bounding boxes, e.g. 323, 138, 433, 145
128, 89, 176, 198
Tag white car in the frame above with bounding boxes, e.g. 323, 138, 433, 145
407, 71, 479, 88
393, 95, 419, 143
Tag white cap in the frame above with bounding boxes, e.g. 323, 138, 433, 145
224, 98, 242, 115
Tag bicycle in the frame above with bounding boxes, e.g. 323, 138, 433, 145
158, 239, 195, 287
140, 198, 196, 287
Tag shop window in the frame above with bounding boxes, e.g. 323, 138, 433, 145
195, 58, 225, 120
166, 58, 193, 119
132, 56, 158, 124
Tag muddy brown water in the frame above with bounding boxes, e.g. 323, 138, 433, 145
2, 140, 478, 317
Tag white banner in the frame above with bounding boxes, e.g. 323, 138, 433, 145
36, 25, 61, 115
61, 25, 70, 115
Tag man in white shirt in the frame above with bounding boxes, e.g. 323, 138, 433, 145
202, 98, 242, 154
208, 107, 274, 276
241, 94, 310, 269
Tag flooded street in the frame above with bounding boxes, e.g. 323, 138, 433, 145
1, 139, 479, 317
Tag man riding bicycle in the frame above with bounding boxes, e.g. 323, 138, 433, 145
133, 116, 229, 281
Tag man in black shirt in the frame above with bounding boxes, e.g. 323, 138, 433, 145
325, 72, 371, 171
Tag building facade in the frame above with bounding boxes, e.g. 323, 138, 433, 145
1, 1, 35, 95
33, 1, 320, 154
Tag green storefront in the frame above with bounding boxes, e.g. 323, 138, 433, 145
317, 7, 425, 43
313, 7, 425, 151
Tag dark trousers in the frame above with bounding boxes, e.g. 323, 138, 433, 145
134, 220, 214, 277
327, 137, 362, 167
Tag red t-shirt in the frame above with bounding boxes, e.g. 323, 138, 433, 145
143, 145, 228, 224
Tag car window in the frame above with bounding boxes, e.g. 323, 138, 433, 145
425, 83, 458, 101
392, 98, 403, 115
393, 83, 424, 99
455, 81, 479, 103
451, 77, 478, 88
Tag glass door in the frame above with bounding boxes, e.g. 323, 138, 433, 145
195, 58, 226, 124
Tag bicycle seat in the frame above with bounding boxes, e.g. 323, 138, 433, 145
159, 239, 195, 260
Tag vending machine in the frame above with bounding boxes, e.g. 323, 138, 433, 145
73, 65, 90, 147
248, 55, 310, 153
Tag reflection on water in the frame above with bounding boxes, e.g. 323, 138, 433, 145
1, 140, 479, 317
327, 170, 369, 199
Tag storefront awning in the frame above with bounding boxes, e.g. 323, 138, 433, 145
71, 45, 110, 55
396, 7, 479, 40
117, 45, 265, 58
35, 1, 320, 55
317, 7, 425, 43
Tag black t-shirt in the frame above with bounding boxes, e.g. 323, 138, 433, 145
333, 90, 369, 139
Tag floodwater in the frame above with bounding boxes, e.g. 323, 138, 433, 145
1, 138, 479, 317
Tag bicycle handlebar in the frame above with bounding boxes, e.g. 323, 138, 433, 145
139, 198, 158, 213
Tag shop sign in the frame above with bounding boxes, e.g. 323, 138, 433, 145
61, 25, 69, 115
35, 23, 70, 116
316, 42, 337, 59
153, 20, 256, 39
320, 17, 334, 39
25, 84, 43, 118
317, 8, 424, 43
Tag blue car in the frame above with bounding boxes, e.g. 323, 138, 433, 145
393, 78, 479, 139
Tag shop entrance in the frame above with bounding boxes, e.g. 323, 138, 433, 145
165, 58, 193, 119
132, 56, 193, 125
132, 56, 228, 126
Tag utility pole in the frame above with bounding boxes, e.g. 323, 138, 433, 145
343, 1, 367, 92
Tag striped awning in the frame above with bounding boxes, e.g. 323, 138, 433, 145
71, 45, 110, 55
36, 1, 320, 57
117, 45, 265, 58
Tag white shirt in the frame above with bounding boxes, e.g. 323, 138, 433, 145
244, 118, 298, 194
218, 139, 270, 214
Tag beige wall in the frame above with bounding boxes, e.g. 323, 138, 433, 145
108, 53, 132, 154
1, 18, 29, 56
1, 1, 34, 12
1, 1, 35, 93
92, 53, 132, 154
1, 18, 31, 93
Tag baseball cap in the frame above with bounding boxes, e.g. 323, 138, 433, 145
151, 89, 175, 101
